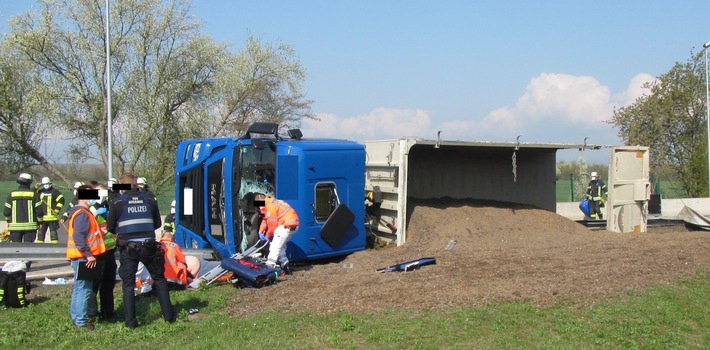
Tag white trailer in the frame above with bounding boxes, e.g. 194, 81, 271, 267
364, 137, 603, 245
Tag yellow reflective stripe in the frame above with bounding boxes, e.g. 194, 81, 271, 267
11, 191, 35, 198
8, 222, 38, 230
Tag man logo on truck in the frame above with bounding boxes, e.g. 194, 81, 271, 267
210, 183, 219, 220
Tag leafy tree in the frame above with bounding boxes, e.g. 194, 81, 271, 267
609, 51, 707, 197
2, 0, 314, 194
209, 35, 316, 137
0, 40, 69, 183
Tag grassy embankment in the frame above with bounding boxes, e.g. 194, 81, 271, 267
0, 273, 708, 349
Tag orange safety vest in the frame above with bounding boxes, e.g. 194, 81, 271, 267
258, 196, 299, 239
66, 207, 107, 259
160, 239, 188, 286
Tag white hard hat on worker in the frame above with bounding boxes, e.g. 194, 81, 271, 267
40, 176, 52, 190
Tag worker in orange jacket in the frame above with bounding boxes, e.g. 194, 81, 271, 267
66, 185, 107, 330
159, 232, 189, 287
256, 193, 299, 274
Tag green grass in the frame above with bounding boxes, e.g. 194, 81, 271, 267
2, 273, 710, 349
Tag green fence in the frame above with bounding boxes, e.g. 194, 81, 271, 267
555, 177, 686, 202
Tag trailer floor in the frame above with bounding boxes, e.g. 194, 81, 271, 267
226, 198, 710, 316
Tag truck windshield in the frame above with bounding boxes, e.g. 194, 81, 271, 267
239, 142, 276, 196
232, 142, 276, 250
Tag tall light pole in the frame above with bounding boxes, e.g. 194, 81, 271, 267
105, 0, 113, 181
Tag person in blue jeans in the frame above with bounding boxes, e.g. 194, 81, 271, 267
66, 185, 107, 330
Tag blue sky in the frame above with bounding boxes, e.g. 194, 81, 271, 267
2, 1, 710, 164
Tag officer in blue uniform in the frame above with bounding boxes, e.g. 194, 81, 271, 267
106, 173, 175, 329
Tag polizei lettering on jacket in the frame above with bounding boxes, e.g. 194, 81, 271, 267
127, 205, 149, 213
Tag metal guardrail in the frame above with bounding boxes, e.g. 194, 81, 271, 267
0, 243, 214, 262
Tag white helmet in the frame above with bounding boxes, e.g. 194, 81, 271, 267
171, 200, 176, 207
590, 171, 598, 179
137, 177, 147, 185
73, 181, 84, 189
17, 173, 32, 184
107, 177, 117, 187
170, 200, 176, 214
41, 176, 51, 185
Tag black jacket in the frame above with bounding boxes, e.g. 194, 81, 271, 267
4, 184, 42, 231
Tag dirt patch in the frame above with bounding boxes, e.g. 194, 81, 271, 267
25, 199, 710, 316
226, 199, 710, 316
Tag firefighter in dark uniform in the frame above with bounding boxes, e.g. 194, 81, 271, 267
36, 176, 65, 243
162, 200, 176, 235
106, 173, 175, 329
586, 171, 608, 220
4, 173, 43, 242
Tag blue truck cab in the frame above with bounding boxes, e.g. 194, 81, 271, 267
173, 123, 366, 262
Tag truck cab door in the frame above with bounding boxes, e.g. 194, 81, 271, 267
202, 149, 236, 259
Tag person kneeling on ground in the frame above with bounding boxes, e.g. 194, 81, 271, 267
160, 232, 189, 288
138, 232, 222, 290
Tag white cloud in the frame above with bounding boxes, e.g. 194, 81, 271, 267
612, 73, 656, 105
484, 73, 613, 128
304, 72, 655, 146
302, 107, 431, 141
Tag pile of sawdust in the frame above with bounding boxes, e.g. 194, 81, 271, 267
225, 199, 710, 316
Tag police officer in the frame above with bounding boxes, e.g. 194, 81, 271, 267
106, 173, 175, 329
4, 173, 42, 242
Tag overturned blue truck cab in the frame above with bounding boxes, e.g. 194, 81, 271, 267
173, 122, 366, 262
